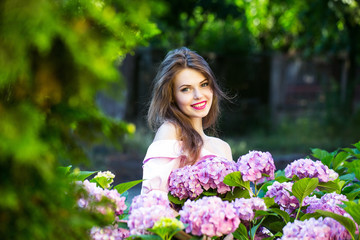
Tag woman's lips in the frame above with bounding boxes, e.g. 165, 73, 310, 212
191, 101, 207, 110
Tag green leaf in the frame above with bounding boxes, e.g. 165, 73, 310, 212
292, 178, 318, 205
262, 197, 276, 208
262, 232, 282, 240
224, 187, 251, 201
333, 151, 351, 170
353, 141, 360, 152
316, 210, 356, 240
345, 188, 360, 201
167, 193, 186, 205
254, 210, 278, 218
274, 176, 290, 183
342, 201, 360, 225
250, 218, 265, 239
261, 215, 286, 232
90, 176, 109, 189
57, 165, 72, 175
343, 161, 360, 181
300, 212, 321, 221
130, 234, 162, 240
317, 180, 341, 194
223, 172, 251, 192
70, 170, 97, 181
232, 223, 249, 240
117, 221, 129, 229
311, 148, 333, 167
114, 179, 143, 194
269, 208, 290, 223
339, 173, 356, 182
202, 190, 217, 196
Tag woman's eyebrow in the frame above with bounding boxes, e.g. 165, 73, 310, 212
178, 84, 190, 89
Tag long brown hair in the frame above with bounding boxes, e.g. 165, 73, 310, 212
148, 47, 227, 165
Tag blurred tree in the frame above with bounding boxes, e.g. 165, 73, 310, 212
234, 0, 360, 115
151, 0, 359, 117
0, 0, 161, 239
151, 0, 256, 54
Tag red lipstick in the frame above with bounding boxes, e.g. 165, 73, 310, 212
191, 101, 207, 110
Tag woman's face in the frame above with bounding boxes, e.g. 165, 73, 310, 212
173, 68, 213, 122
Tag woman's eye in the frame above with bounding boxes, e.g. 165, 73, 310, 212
201, 82, 209, 87
180, 87, 190, 92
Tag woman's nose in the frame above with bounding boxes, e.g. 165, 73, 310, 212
193, 88, 203, 99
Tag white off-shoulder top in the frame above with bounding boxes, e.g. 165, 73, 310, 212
141, 140, 217, 194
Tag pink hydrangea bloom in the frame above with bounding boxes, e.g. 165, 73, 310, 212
284, 158, 338, 182
168, 156, 237, 200
303, 193, 353, 240
127, 192, 177, 235
168, 165, 203, 200
232, 197, 267, 221
78, 180, 127, 216
179, 196, 240, 237
281, 218, 332, 240
90, 226, 129, 240
237, 151, 275, 183
304, 192, 348, 215
194, 156, 238, 194
265, 181, 299, 216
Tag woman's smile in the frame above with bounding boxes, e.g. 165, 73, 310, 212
191, 101, 207, 110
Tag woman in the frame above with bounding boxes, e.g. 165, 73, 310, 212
141, 47, 232, 194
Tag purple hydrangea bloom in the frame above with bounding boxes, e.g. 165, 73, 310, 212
129, 191, 170, 212
304, 192, 348, 215
323, 217, 353, 240
264, 181, 299, 216
127, 192, 177, 235
254, 227, 272, 240
303, 193, 353, 240
179, 196, 240, 237
168, 156, 238, 200
281, 218, 332, 240
237, 151, 275, 183
78, 180, 127, 216
232, 197, 267, 221
194, 156, 238, 194
168, 165, 203, 200
90, 226, 129, 240
284, 158, 338, 182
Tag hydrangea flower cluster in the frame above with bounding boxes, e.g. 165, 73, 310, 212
168, 156, 237, 200
284, 158, 338, 182
94, 171, 115, 188
265, 181, 299, 215
304, 192, 348, 215
281, 218, 332, 240
152, 217, 184, 231
179, 196, 240, 237
232, 197, 267, 221
237, 151, 275, 183
90, 225, 129, 240
195, 156, 238, 194
78, 180, 127, 216
168, 165, 203, 200
127, 191, 177, 235
302, 193, 352, 240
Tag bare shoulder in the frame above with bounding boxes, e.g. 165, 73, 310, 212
206, 136, 233, 161
153, 121, 179, 141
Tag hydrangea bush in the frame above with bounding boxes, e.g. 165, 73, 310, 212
63, 141, 360, 240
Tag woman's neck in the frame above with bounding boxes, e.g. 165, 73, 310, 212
191, 118, 206, 140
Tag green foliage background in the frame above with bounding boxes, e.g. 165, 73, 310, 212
0, 0, 161, 239
1, 0, 360, 238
